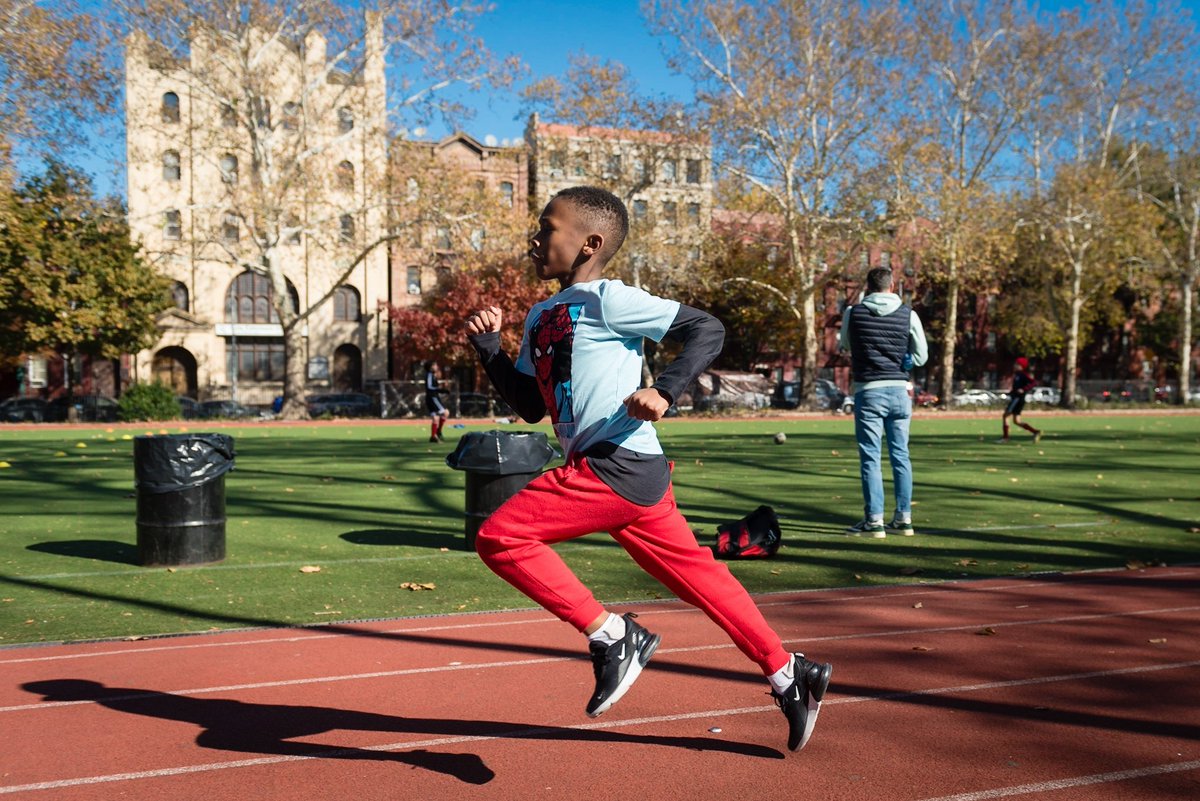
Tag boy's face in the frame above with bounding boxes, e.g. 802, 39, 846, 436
529, 198, 592, 282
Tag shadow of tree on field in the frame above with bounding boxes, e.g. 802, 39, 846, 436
22, 678, 783, 785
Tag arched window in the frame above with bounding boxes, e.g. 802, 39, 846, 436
339, 214, 355, 242
337, 106, 354, 133
336, 161, 354, 191
161, 92, 180, 123
225, 271, 298, 324
162, 150, 181, 182
171, 281, 189, 311
163, 209, 182, 240
222, 211, 240, 242
333, 285, 360, 321
282, 101, 300, 131
219, 154, 238, 184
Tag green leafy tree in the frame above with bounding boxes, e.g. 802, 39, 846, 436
0, 161, 172, 366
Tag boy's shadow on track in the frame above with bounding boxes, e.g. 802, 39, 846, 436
23, 679, 782, 785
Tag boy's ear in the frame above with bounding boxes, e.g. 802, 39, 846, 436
582, 232, 604, 256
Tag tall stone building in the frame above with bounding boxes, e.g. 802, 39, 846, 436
124, 18, 390, 405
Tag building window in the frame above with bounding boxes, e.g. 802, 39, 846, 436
285, 213, 301, 245
338, 106, 354, 133
632, 199, 648, 222
221, 103, 236, 128
606, 153, 622, 177
686, 159, 701, 183
470, 228, 485, 251
860, 250, 869, 269
282, 101, 300, 131
661, 159, 677, 182
222, 211, 240, 242
339, 214, 355, 242
633, 158, 646, 182
171, 281, 189, 311
333, 285, 360, 321
220, 153, 238, 184
162, 150, 181, 182
661, 201, 677, 226
163, 209, 182, 240
226, 271, 294, 324
500, 181, 514, 208
405, 177, 420, 202
687, 203, 701, 226
161, 92, 180, 123
27, 356, 48, 388
435, 227, 451, 250
336, 161, 354, 191
227, 338, 286, 382
253, 97, 271, 129
880, 251, 891, 268
548, 150, 565, 173
407, 266, 421, 295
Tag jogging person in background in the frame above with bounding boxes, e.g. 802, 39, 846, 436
464, 185, 831, 753
424, 361, 448, 443
999, 356, 1043, 443
839, 267, 928, 538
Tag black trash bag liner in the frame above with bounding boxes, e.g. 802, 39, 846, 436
445, 430, 559, 475
713, 504, 782, 559
133, 434, 236, 494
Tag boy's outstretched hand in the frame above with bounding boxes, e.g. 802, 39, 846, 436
624, 387, 671, 422
466, 306, 503, 335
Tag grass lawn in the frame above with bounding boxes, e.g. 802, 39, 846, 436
1, 412, 1198, 646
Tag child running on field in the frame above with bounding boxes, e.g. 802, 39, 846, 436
999, 356, 1043, 443
464, 185, 831, 752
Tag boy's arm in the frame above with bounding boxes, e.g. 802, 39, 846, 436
465, 307, 546, 424
626, 305, 724, 421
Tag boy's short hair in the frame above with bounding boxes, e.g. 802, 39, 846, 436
866, 267, 894, 293
552, 185, 629, 262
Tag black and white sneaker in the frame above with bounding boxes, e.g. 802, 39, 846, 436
772, 654, 832, 752
585, 612, 661, 718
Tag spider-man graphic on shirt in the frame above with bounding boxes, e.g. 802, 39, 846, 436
530, 303, 582, 426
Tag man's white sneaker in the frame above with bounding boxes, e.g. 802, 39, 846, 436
844, 519, 886, 538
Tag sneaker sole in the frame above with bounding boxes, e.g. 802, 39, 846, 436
796, 662, 833, 751
846, 530, 886, 538
886, 527, 915, 537
586, 633, 661, 718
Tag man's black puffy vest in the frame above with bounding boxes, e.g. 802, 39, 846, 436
848, 302, 911, 383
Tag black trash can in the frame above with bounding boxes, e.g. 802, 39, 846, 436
133, 433, 236, 567
445, 430, 558, 550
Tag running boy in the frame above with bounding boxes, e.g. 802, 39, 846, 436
464, 186, 831, 752
1000, 356, 1043, 443
424, 360, 448, 442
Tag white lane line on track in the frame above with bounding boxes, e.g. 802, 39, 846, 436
6, 574, 1193, 665
913, 760, 1200, 801
2, 660, 1199, 795
3, 604, 1198, 713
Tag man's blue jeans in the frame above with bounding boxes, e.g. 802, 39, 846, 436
853, 386, 912, 520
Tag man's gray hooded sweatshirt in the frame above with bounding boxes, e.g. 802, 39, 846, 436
838, 292, 929, 393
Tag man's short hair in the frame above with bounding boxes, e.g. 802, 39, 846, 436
866, 267, 894, 293
553, 185, 629, 261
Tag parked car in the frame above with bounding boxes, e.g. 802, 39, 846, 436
771, 379, 853, 414
199, 399, 260, 419
305, 392, 376, 418
45, 394, 120, 422
0, 397, 49, 422
951, 388, 1001, 407
912, 388, 939, 407
177, 396, 202, 419
1026, 387, 1061, 405
1096, 386, 1134, 403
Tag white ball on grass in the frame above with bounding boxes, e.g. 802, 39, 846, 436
773, 432, 787, 444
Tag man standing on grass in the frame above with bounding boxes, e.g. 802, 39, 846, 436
838, 267, 928, 538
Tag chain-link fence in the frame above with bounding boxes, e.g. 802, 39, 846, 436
378, 381, 515, 419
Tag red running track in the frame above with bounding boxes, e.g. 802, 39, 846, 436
1, 567, 1198, 801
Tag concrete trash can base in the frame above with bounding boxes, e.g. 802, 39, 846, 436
133, 434, 235, 567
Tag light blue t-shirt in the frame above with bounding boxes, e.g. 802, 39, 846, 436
515, 279, 680, 459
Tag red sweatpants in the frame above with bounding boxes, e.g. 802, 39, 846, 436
475, 457, 791, 675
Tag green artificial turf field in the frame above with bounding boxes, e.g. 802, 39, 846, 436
1, 412, 1198, 645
